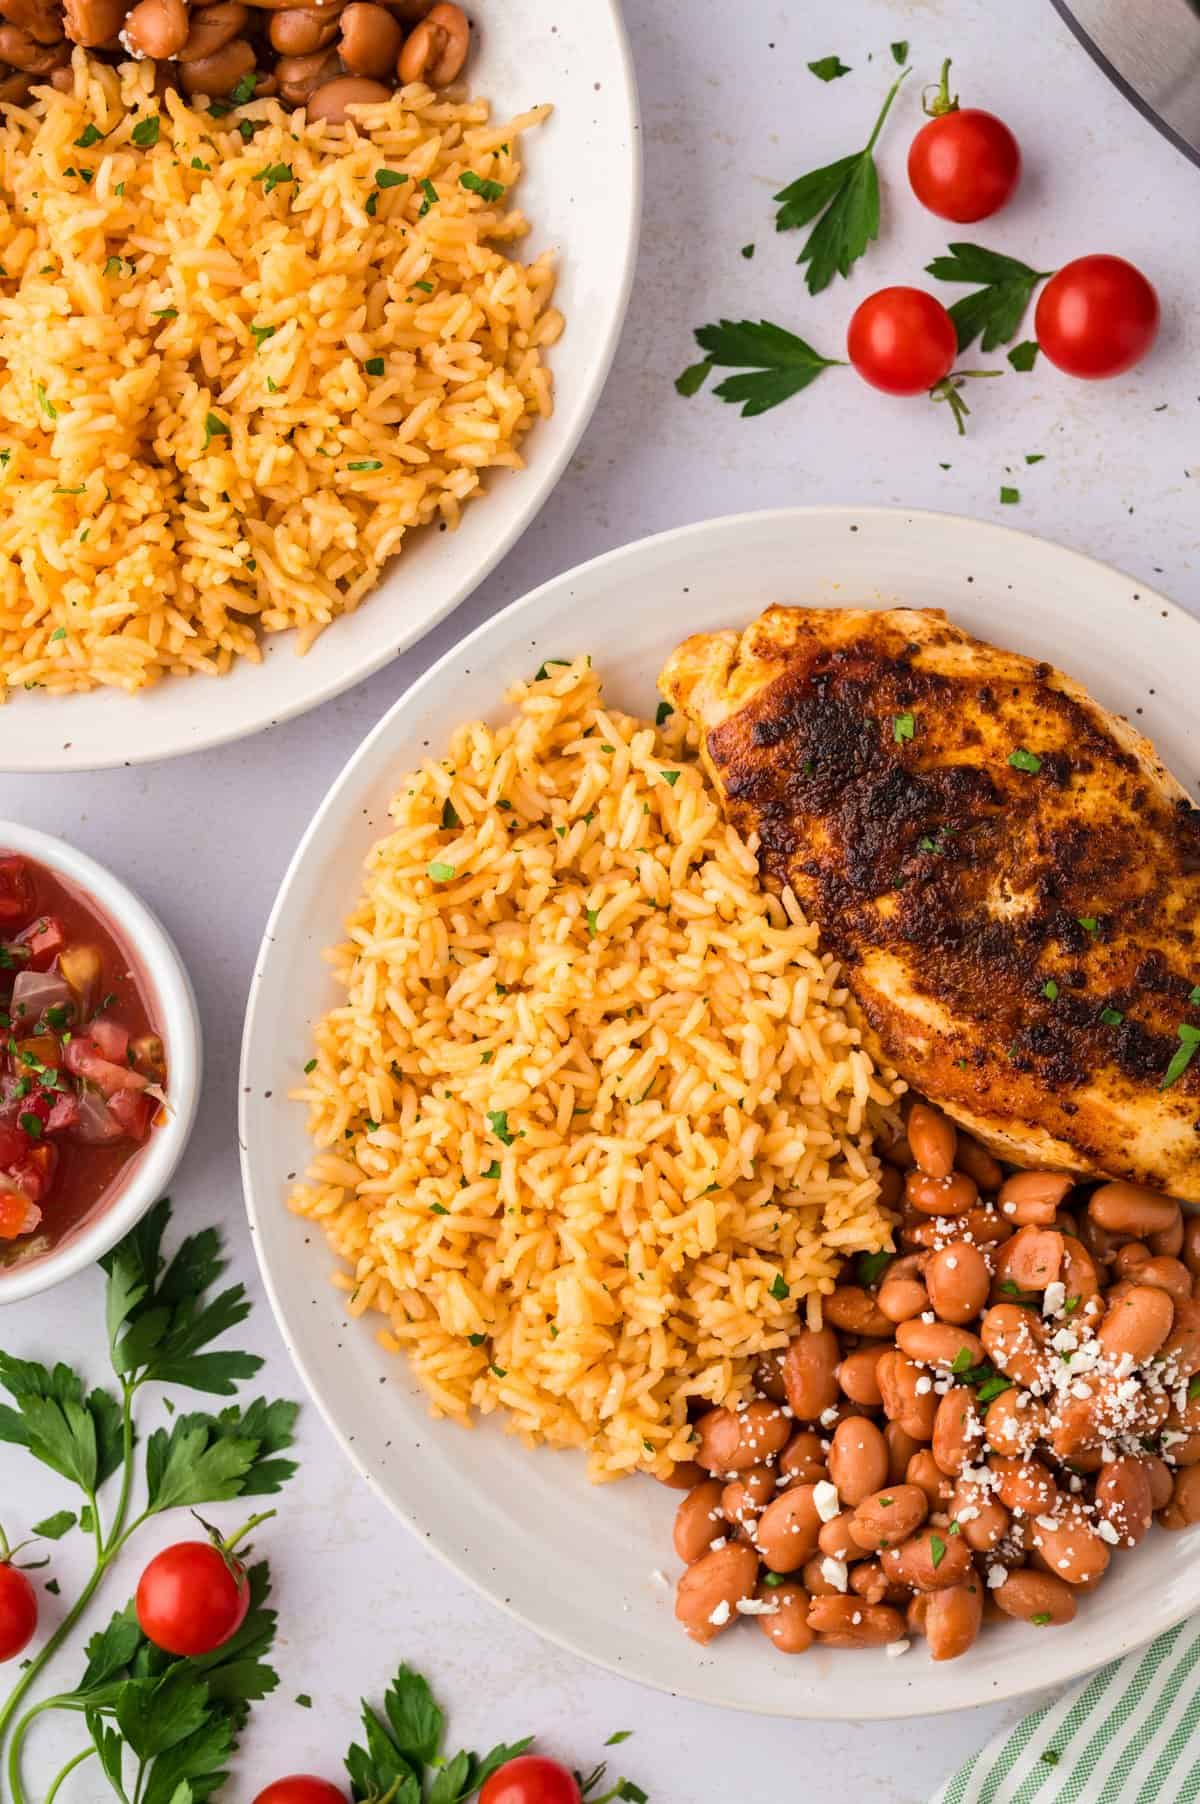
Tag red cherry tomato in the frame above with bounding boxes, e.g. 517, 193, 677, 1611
135, 1540, 250, 1657
847, 288, 958, 396
1035, 255, 1159, 379
909, 109, 1020, 222
253, 1780, 347, 1804
0, 1562, 38, 1662
478, 1755, 582, 1804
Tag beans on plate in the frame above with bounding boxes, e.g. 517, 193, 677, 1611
667, 1098, 1200, 1660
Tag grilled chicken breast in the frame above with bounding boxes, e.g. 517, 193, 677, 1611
661, 606, 1200, 1201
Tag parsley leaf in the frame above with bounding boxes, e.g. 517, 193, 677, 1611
890, 40, 909, 64
1008, 340, 1039, 372
143, 1397, 299, 1512
1008, 746, 1042, 774
0, 1352, 124, 1496
808, 56, 851, 81
32, 1509, 78, 1540
685, 318, 840, 417
674, 358, 712, 398
925, 243, 1052, 352
130, 115, 161, 148
344, 1660, 533, 1804
774, 70, 907, 293
1161, 1024, 1200, 1091
459, 170, 505, 202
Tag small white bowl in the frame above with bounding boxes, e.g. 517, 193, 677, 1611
0, 822, 202, 1303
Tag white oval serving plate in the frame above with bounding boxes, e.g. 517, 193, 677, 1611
4, 0, 640, 772
240, 507, 1200, 1718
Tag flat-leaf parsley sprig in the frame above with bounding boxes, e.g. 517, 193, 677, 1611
345, 1661, 531, 1803
8, 1560, 280, 1804
0, 1198, 299, 1781
675, 319, 842, 417
773, 68, 909, 294
924, 242, 1053, 352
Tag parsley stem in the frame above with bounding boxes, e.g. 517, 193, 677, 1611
41, 1742, 96, 1804
864, 67, 909, 155
0, 1555, 107, 1794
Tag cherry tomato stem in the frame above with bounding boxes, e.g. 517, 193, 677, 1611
909, 57, 1021, 222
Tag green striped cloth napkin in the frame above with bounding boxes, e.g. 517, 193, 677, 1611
933, 1619, 1200, 1803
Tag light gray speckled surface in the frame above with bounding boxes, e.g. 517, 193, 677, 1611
2, 0, 1198, 1797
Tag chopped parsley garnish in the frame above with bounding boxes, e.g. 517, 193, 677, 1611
230, 71, 257, 105
468, 1333, 486, 1346
890, 40, 908, 63
36, 382, 57, 420
482, 1161, 501, 1179
534, 658, 569, 680
808, 55, 851, 81
151, 307, 178, 319
1000, 485, 1020, 505
49, 628, 66, 642
586, 908, 599, 937
1008, 746, 1041, 774
376, 168, 408, 188
237, 118, 265, 143
203, 412, 230, 448
364, 356, 385, 376
53, 486, 84, 496
130, 115, 161, 148
429, 1202, 448, 1215
660, 770, 680, 786
191, 157, 210, 171
1030, 1612, 1052, 1626
656, 701, 673, 726
365, 190, 378, 217
18, 1111, 42, 1139
1161, 1024, 1200, 1091
1078, 915, 1098, 932
762, 1571, 786, 1589
770, 1273, 790, 1301
1100, 1007, 1123, 1026
490, 1363, 506, 1379
1008, 340, 1039, 372
1190, 985, 1200, 1005
1042, 980, 1059, 1001
348, 460, 383, 471
893, 711, 915, 743
254, 162, 294, 194
103, 256, 127, 277
74, 124, 104, 147
303, 1058, 317, 1073
418, 177, 438, 216
441, 799, 461, 829
487, 1110, 514, 1145
950, 1347, 974, 1376
929, 1534, 946, 1569
678, 318, 840, 416
460, 170, 505, 201
411, 280, 434, 292
856, 1249, 891, 1286
1041, 1750, 1061, 1767
295, 1694, 313, 1709
427, 861, 455, 882
975, 1372, 1012, 1404
250, 323, 276, 350
1025, 453, 1045, 465
480, 1050, 494, 1064
740, 243, 754, 259
774, 70, 909, 294
606, 1731, 633, 1747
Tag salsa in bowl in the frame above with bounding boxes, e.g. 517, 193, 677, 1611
0, 825, 201, 1302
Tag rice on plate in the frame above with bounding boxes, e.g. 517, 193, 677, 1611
290, 657, 904, 1481
0, 53, 559, 697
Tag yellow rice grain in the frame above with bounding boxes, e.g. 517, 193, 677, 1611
290, 659, 905, 1481
0, 53, 558, 698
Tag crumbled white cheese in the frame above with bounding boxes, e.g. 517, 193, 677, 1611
819, 1406, 841, 1428
915, 1375, 933, 1395
708, 1599, 731, 1627
1096, 1518, 1121, 1545
820, 1557, 849, 1592
813, 1480, 841, 1523
736, 1597, 780, 1616
987, 1564, 1008, 1590
1043, 1281, 1066, 1317
708, 1536, 727, 1551
886, 1638, 912, 1658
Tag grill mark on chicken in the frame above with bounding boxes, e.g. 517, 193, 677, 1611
661, 606, 1200, 1198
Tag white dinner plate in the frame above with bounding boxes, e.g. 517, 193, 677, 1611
5, 1, 640, 772
240, 507, 1200, 1718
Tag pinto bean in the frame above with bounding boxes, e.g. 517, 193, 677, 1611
955, 1134, 1004, 1192
906, 1170, 979, 1218
848, 1483, 928, 1552
881, 1129, 914, 1170
755, 1484, 821, 1572
817, 1510, 862, 1563
984, 1388, 1046, 1459
674, 1542, 759, 1643
991, 1568, 1076, 1626
1079, 1208, 1124, 1266
1150, 1214, 1185, 1258
1002, 1225, 1065, 1291
1183, 1213, 1200, 1280
673, 1479, 726, 1564
783, 1327, 841, 1423
884, 1421, 920, 1485
828, 1417, 889, 1506
1094, 1457, 1154, 1548
997, 1170, 1074, 1226
1158, 1465, 1200, 1530
1089, 1182, 1181, 1240
878, 1255, 930, 1325
756, 1580, 812, 1654
903, 1205, 1012, 1249
656, 1459, 705, 1490
778, 1431, 827, 1488
802, 1555, 839, 1597
754, 1351, 786, 1403
692, 1400, 790, 1476
881, 1525, 974, 1592
924, 1241, 991, 1325
991, 1456, 1059, 1516
905, 1448, 954, 1513
178, 36, 255, 94
849, 1559, 897, 1605
339, 0, 402, 76
926, 1580, 983, 1661
950, 1479, 1010, 1552
896, 1319, 986, 1372
0, 0, 64, 44
876, 1350, 937, 1441
1146, 1455, 1175, 1510
907, 1102, 957, 1179
306, 72, 390, 118
124, 0, 189, 57
721, 1466, 775, 1530
838, 1346, 885, 1409
980, 1303, 1050, 1389
178, 0, 246, 57
932, 1386, 980, 1478
269, 4, 343, 53
1128, 1256, 1193, 1303
1060, 1234, 1103, 1305
1098, 1284, 1174, 1364
63, 0, 125, 45
878, 1163, 904, 1210
1159, 1295, 1200, 1377
396, 0, 467, 84
1032, 1511, 1110, 1586
1112, 1241, 1151, 1280
823, 1285, 893, 1337
806, 1596, 906, 1647
0, 22, 65, 67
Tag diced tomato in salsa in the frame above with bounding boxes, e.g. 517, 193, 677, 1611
0, 852, 166, 1263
